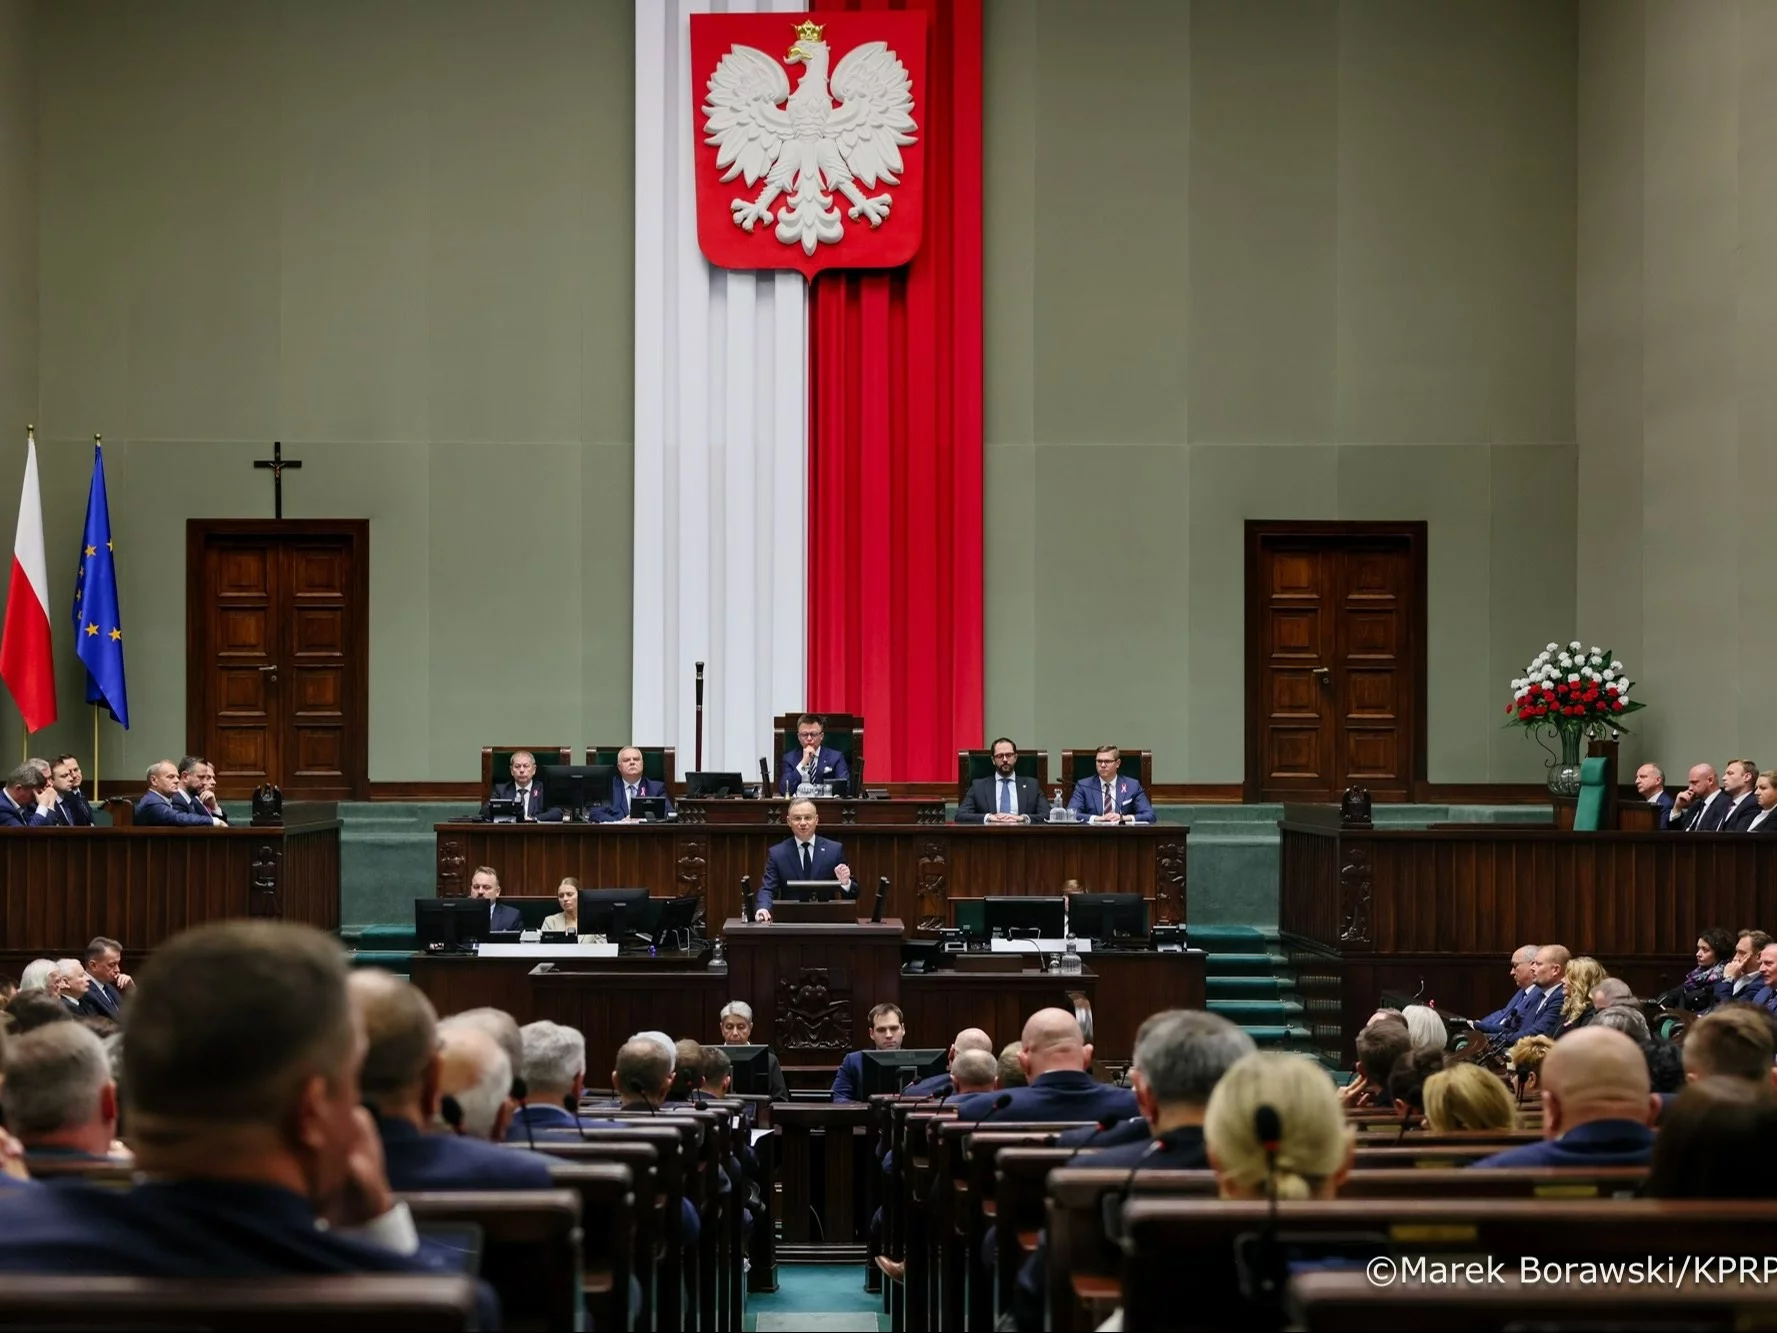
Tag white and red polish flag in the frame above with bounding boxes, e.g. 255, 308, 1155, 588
0, 428, 57, 733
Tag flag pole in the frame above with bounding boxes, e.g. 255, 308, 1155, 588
92, 705, 100, 800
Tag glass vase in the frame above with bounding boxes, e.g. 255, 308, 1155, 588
1546, 725, 1584, 797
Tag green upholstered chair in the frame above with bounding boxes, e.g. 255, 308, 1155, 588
771, 712, 865, 792
956, 749, 1049, 801
1059, 748, 1155, 792
586, 746, 678, 791
480, 746, 573, 792
1573, 755, 1610, 832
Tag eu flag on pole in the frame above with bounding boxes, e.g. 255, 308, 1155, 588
72, 441, 128, 728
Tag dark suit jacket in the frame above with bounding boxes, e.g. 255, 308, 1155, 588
757, 835, 852, 915
486, 902, 523, 932
1471, 1119, 1654, 1169
956, 773, 1046, 823
1720, 793, 1761, 832
1645, 790, 1674, 830
1067, 776, 1157, 824
953, 1069, 1138, 1125
77, 979, 123, 1022
902, 1071, 954, 1099
482, 781, 563, 822
46, 791, 94, 826
1751, 806, 1777, 834
779, 745, 851, 794
134, 791, 216, 827
1519, 983, 1566, 1038
1054, 1115, 1153, 1149
1713, 974, 1764, 1008
0, 791, 52, 827
1475, 984, 1542, 1034
173, 789, 227, 824
377, 1114, 556, 1192
831, 1050, 870, 1103
1672, 790, 1728, 831
593, 775, 673, 822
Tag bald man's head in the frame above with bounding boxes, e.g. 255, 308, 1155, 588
1019, 1007, 1092, 1080
437, 1025, 513, 1141
1539, 1026, 1657, 1138
950, 1028, 993, 1068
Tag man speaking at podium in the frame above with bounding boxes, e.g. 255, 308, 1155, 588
754, 798, 853, 923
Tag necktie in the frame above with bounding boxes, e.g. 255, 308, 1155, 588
998, 777, 1012, 814
801, 842, 813, 878
627, 783, 639, 814
1103, 781, 1114, 814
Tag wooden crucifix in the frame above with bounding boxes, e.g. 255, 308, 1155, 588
253, 441, 303, 519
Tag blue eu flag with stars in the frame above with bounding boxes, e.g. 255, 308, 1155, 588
72, 442, 128, 728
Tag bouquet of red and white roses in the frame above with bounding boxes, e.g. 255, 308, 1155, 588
1506, 640, 1646, 732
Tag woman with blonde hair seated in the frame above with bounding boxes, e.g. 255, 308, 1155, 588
1560, 956, 1608, 1032
1401, 1003, 1447, 1051
1508, 1033, 1556, 1101
1422, 1062, 1518, 1133
1204, 1051, 1355, 1200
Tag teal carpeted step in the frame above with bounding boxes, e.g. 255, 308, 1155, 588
1185, 925, 1273, 951
1238, 1024, 1316, 1046
1203, 951, 1282, 975
1207, 975, 1292, 1000
1207, 998, 1304, 1022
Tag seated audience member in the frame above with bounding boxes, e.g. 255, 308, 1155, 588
1669, 763, 1727, 831
435, 1027, 519, 1142
594, 746, 673, 822
0, 921, 497, 1317
1751, 768, 1777, 833
667, 1038, 706, 1103
1472, 1027, 1657, 1168
1594, 1005, 1651, 1042
955, 737, 1045, 824
701, 1046, 734, 1096
949, 1050, 997, 1096
1401, 1004, 1446, 1052
1591, 977, 1635, 1015
1384, 1046, 1447, 1123
438, 1006, 528, 1127
1745, 940, 1777, 1014
173, 756, 227, 824
1474, 945, 1541, 1034
6, 990, 73, 1035
952, 1008, 1137, 1123
1207, 1051, 1355, 1198
0, 1022, 122, 1164
0, 762, 56, 827
755, 798, 854, 921
718, 1000, 789, 1101
780, 714, 850, 796
1421, 1062, 1517, 1133
1559, 956, 1608, 1032
1670, 929, 1735, 1009
832, 1003, 908, 1103
135, 761, 222, 827
16, 959, 55, 994
1712, 930, 1770, 1008
481, 749, 562, 823
347, 970, 553, 1190
52, 960, 92, 1014
78, 937, 130, 1023
1517, 946, 1570, 1039
903, 1027, 993, 1099
540, 879, 579, 934
996, 1042, 1027, 1089
1717, 758, 1762, 831
1507, 1034, 1555, 1099
1066, 745, 1156, 825
1642, 1078, 1777, 1198
1055, 1010, 1195, 1149
466, 866, 523, 933
47, 754, 93, 827
1641, 1040, 1687, 1095
509, 1021, 625, 1140
1681, 1006, 1777, 1086
1337, 1013, 1411, 1110
1634, 763, 1674, 827
614, 1036, 674, 1112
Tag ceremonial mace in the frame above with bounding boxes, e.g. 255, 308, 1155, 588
694, 661, 705, 773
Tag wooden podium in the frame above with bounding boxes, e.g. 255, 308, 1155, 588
721, 919, 905, 1076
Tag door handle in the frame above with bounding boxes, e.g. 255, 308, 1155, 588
258, 664, 279, 671
259, 663, 279, 684
1312, 667, 1330, 687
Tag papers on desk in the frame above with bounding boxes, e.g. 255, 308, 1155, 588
751, 1128, 772, 1146
476, 942, 620, 958
988, 938, 1093, 954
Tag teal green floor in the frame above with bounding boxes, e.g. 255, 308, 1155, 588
745, 1264, 888, 1331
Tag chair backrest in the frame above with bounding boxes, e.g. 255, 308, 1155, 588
480, 746, 573, 792
540, 1161, 634, 1333
1573, 755, 1609, 831
0, 1275, 481, 1330
1059, 748, 1154, 791
401, 1189, 581, 1333
956, 749, 1049, 799
586, 745, 678, 789
771, 712, 865, 791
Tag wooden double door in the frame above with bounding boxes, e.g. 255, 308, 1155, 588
187, 520, 368, 800
1245, 522, 1426, 803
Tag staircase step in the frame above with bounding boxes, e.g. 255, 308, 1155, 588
1207, 998, 1304, 1021
1207, 976, 1293, 1000
1186, 925, 1274, 952
1203, 952, 1284, 975
1239, 1025, 1317, 1047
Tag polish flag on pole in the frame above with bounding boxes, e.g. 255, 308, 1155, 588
0, 427, 57, 733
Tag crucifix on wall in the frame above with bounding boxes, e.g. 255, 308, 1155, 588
253, 441, 304, 519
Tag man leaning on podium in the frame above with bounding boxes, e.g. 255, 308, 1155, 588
754, 798, 853, 923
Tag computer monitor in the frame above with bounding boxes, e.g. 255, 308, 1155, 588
686, 771, 745, 798
858, 1048, 948, 1097
982, 895, 1066, 938
577, 887, 653, 940
415, 898, 492, 953
629, 795, 669, 822
723, 1044, 775, 1097
539, 763, 615, 821
1067, 893, 1147, 941
650, 894, 701, 949
784, 880, 845, 903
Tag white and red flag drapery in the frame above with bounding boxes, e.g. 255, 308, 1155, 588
0, 429, 58, 734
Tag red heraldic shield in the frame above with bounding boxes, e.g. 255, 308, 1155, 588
690, 11, 927, 278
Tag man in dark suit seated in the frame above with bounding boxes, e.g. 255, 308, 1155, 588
480, 749, 563, 823
1473, 944, 1542, 1034
348, 969, 554, 1189
1711, 930, 1771, 1009
1515, 944, 1570, 1039
594, 746, 674, 822
0, 1021, 121, 1166
1717, 758, 1762, 832
504, 1021, 627, 1141
77, 936, 130, 1023
832, 1003, 910, 1103
1633, 763, 1675, 829
173, 755, 228, 824
754, 798, 854, 922
0, 920, 498, 1322
902, 1027, 994, 1098
47, 754, 94, 826
468, 866, 523, 932
1473, 1026, 1657, 1168
1669, 762, 1729, 831
609, 1037, 701, 1245
135, 761, 222, 827
956, 738, 1045, 824
952, 1008, 1138, 1123
1066, 746, 1156, 825
0, 762, 57, 827
780, 714, 850, 795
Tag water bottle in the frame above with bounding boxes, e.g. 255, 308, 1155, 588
1048, 788, 1070, 824
1060, 932, 1081, 975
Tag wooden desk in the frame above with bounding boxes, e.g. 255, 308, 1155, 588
435, 821, 1188, 932
1278, 803, 1777, 1064
679, 797, 945, 825
0, 805, 340, 957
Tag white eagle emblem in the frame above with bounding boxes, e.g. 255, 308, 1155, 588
701, 21, 918, 256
